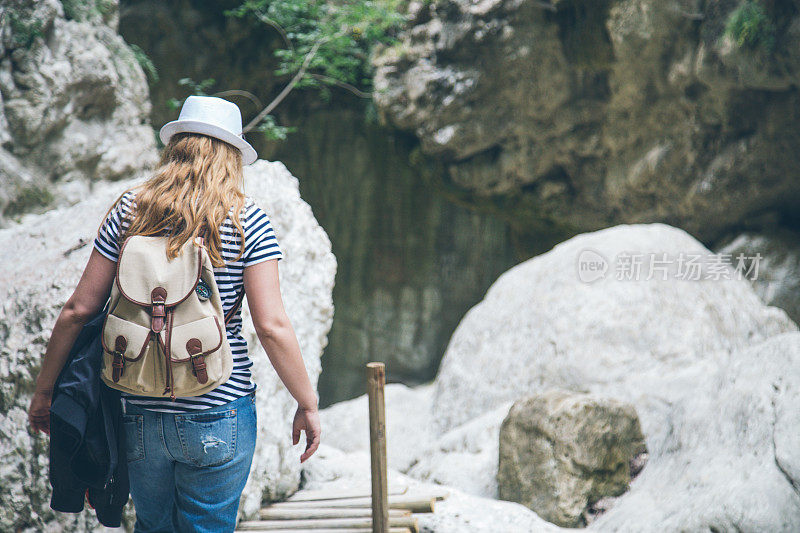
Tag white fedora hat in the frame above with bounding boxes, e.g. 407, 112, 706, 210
159, 95, 258, 165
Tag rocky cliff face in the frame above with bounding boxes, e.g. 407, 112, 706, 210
115, 2, 523, 405
718, 229, 800, 324
373, 0, 800, 244
0, 0, 157, 225
0, 160, 335, 531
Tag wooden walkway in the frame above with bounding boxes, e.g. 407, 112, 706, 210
236, 362, 444, 533
236, 484, 447, 532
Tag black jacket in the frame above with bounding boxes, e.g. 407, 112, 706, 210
49, 308, 129, 527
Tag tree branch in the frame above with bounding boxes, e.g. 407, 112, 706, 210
243, 39, 326, 133
308, 73, 372, 99
211, 90, 264, 110
255, 12, 293, 51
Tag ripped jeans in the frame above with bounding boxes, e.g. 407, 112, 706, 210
122, 392, 257, 533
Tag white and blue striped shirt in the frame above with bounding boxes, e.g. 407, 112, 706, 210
93, 190, 283, 413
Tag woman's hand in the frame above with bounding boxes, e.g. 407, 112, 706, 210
28, 389, 53, 435
292, 405, 321, 463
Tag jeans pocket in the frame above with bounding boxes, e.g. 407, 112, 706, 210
175, 409, 237, 467
122, 414, 144, 463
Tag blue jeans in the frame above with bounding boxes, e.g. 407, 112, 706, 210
122, 392, 257, 533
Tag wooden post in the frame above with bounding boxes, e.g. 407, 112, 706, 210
367, 362, 388, 533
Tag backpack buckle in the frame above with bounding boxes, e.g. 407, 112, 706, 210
111, 354, 123, 381
190, 355, 208, 384
111, 336, 127, 382
186, 338, 208, 384
151, 287, 167, 333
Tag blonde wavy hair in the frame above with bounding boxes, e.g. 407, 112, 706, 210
99, 132, 247, 268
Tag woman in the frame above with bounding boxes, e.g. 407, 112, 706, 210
28, 95, 321, 532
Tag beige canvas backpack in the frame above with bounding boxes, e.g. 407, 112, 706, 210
100, 232, 243, 399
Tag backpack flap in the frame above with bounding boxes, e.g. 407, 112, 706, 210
101, 314, 152, 382
116, 236, 202, 307
159, 316, 224, 384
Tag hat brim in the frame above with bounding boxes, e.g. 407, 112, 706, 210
159, 119, 258, 165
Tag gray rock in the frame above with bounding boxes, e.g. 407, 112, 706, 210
432, 223, 795, 432
238, 161, 337, 518
320, 381, 510, 499
0, 0, 157, 224
590, 331, 800, 531
320, 223, 800, 529
0, 160, 335, 530
403, 402, 510, 499
717, 230, 800, 326
319, 382, 437, 472
430, 223, 800, 529
373, 0, 800, 242
497, 391, 647, 527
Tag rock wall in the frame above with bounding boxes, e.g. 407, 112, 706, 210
273, 107, 517, 405
718, 229, 800, 325
0, 0, 157, 225
116, 3, 522, 404
0, 160, 335, 531
373, 0, 800, 244
118, 0, 281, 128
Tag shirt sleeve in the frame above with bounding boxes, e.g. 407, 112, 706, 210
93, 192, 133, 262
242, 203, 284, 266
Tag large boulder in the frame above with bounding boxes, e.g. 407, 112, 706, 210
372, 0, 800, 243
238, 161, 336, 517
0, 0, 158, 225
319, 382, 437, 471
432, 223, 794, 431
429, 223, 800, 529
0, 160, 335, 530
321, 223, 800, 530
497, 391, 647, 527
320, 382, 508, 498
589, 330, 800, 531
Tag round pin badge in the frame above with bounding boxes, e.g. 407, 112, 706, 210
195, 279, 211, 301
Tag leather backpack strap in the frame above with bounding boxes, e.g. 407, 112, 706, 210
197, 224, 244, 326
224, 288, 245, 325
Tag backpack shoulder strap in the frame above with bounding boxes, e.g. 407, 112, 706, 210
224, 288, 245, 325
197, 225, 245, 326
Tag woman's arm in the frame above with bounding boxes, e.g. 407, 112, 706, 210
29, 248, 117, 434
243, 259, 321, 462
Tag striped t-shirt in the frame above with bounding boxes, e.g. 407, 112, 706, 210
93, 190, 283, 413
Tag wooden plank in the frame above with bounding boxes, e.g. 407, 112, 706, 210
264, 495, 434, 514
285, 486, 408, 503
367, 362, 389, 533
236, 527, 414, 533
237, 515, 416, 529
258, 507, 410, 520
277, 487, 448, 505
